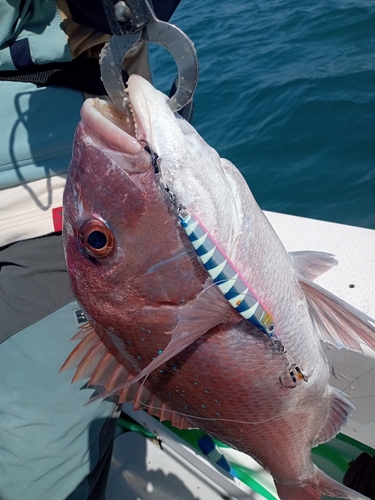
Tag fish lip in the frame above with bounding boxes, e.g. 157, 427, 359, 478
80, 97, 143, 155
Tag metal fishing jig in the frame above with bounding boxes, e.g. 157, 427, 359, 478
158, 167, 308, 385
179, 211, 275, 335
178, 210, 308, 385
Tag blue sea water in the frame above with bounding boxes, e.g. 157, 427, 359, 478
150, 0, 375, 229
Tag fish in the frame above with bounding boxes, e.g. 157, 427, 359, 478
62, 74, 375, 500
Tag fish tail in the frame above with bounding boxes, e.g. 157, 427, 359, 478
275, 466, 370, 500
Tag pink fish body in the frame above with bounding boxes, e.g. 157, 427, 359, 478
62, 75, 375, 500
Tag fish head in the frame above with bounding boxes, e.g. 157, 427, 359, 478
63, 77, 211, 330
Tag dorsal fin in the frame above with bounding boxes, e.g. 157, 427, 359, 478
60, 323, 193, 429
290, 250, 338, 281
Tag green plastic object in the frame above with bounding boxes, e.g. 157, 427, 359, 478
118, 414, 375, 499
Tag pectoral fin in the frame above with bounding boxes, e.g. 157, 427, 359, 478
299, 277, 375, 353
87, 284, 238, 401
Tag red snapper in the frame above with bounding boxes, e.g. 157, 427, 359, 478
62, 75, 375, 500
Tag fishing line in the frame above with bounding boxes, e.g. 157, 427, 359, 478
137, 400, 287, 425
136, 390, 342, 427
133, 379, 375, 429
121, 359, 375, 426
196, 276, 281, 312
342, 365, 375, 393
346, 393, 375, 401
195, 279, 229, 299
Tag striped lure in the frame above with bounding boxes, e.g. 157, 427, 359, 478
179, 211, 275, 336
179, 210, 308, 386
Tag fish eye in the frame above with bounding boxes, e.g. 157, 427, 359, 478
78, 219, 115, 259
87, 230, 107, 249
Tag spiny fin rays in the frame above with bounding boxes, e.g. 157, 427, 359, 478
60, 323, 192, 429
86, 285, 237, 403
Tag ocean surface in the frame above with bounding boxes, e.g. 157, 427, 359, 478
150, 0, 375, 229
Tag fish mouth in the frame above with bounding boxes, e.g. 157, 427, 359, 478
80, 95, 144, 156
